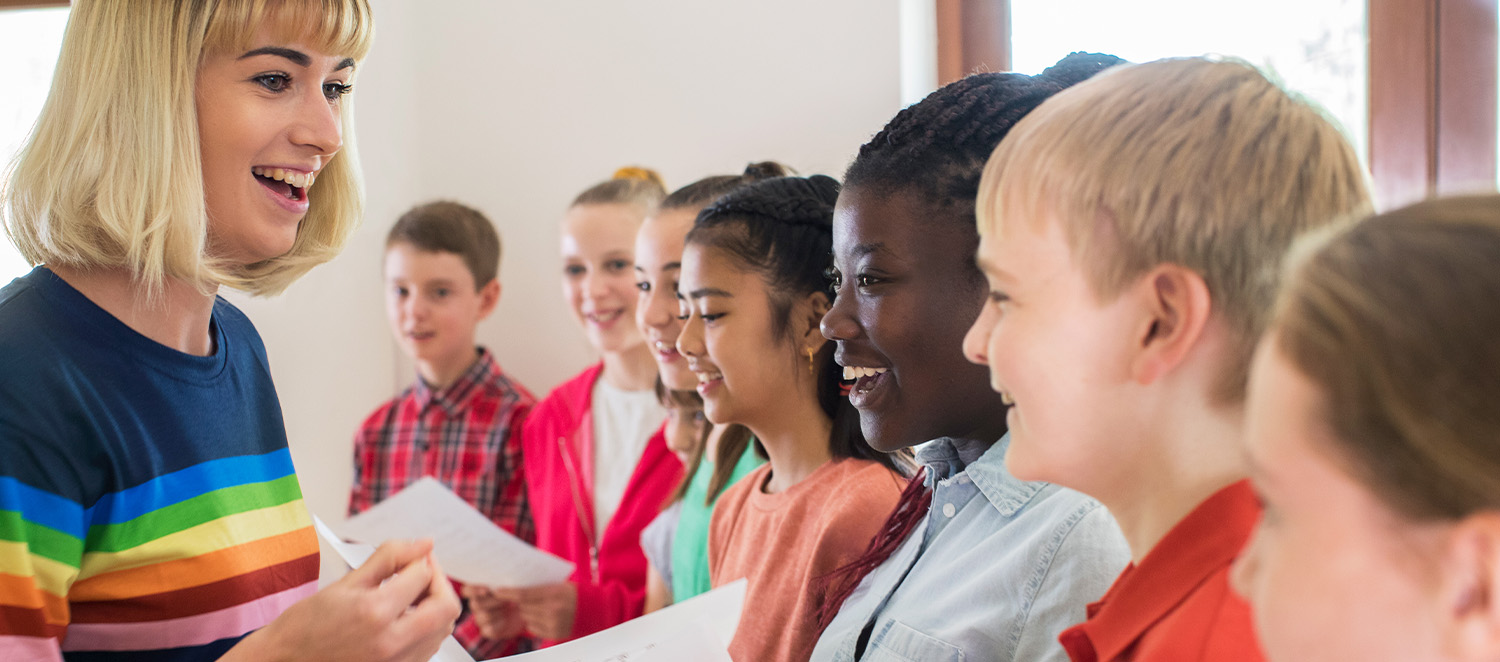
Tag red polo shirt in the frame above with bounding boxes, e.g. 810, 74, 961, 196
1059, 480, 1265, 662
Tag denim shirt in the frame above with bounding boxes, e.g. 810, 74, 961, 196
810, 435, 1131, 662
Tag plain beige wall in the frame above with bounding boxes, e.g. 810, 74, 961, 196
225, 0, 903, 577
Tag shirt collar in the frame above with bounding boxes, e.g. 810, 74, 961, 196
411, 348, 496, 416
1072, 480, 1260, 660
917, 433, 1042, 517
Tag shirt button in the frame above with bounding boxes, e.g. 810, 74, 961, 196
942, 503, 956, 518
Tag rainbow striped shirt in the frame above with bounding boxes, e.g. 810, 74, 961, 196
0, 268, 319, 661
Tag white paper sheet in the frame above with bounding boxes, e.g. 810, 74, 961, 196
311, 513, 475, 662
490, 579, 745, 662
339, 477, 575, 588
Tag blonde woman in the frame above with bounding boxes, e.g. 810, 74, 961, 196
0, 2, 459, 660
1234, 194, 1500, 662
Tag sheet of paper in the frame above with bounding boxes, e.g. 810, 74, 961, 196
629, 628, 734, 662
339, 477, 574, 588
313, 512, 375, 568
490, 579, 745, 662
311, 513, 475, 662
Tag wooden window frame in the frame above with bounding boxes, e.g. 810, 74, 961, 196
940, 0, 1500, 210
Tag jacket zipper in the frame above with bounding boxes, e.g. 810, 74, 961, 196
557, 435, 601, 584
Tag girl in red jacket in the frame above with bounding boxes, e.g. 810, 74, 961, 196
469, 168, 683, 645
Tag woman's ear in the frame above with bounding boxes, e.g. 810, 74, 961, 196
1439, 512, 1500, 659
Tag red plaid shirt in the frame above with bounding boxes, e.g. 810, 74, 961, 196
349, 347, 536, 658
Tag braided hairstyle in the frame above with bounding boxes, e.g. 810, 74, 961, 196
686, 175, 910, 475
813, 52, 1125, 639
844, 52, 1125, 279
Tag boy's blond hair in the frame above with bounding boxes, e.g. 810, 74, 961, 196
978, 57, 1372, 402
1, 0, 374, 297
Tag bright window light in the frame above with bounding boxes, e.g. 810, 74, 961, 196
1, 7, 70, 284
1011, 0, 1368, 164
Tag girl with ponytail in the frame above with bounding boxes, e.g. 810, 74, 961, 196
466, 168, 683, 646
677, 175, 911, 662
811, 54, 1134, 661
634, 162, 789, 612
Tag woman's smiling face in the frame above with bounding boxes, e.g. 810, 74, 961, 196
196, 27, 354, 265
821, 187, 1007, 451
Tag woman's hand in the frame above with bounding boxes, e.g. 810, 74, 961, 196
490, 581, 578, 641
226, 539, 462, 662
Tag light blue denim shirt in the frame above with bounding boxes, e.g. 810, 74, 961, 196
810, 434, 1131, 662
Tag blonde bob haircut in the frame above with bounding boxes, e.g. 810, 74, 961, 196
1, 0, 374, 297
977, 57, 1372, 403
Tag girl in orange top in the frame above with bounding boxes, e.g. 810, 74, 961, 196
1234, 194, 1500, 662
676, 175, 910, 662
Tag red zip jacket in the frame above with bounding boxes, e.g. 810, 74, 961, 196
520, 362, 683, 643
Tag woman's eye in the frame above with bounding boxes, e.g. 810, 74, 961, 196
636, 281, 651, 293
607, 259, 631, 272
856, 274, 880, 287
565, 265, 586, 277
323, 81, 353, 101
393, 286, 409, 298
253, 73, 291, 92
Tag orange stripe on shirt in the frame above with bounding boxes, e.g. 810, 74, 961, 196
69, 527, 315, 602
0, 572, 69, 628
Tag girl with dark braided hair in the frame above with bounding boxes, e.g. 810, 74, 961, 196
811, 53, 1133, 662
676, 175, 911, 662
635, 162, 790, 614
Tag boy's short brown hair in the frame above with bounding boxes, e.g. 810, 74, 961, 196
386, 201, 501, 288
978, 57, 1372, 403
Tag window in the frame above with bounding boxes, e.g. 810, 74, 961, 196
1009, 0, 1368, 163
0, 6, 69, 282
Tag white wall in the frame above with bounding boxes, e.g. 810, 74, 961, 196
227, 1, 902, 574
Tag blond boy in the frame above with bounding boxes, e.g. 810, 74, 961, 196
963, 58, 1371, 661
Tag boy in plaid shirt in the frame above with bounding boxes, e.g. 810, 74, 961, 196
350, 201, 537, 658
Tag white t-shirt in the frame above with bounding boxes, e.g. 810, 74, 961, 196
591, 378, 665, 540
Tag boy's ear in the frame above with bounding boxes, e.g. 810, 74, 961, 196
477, 279, 501, 319
800, 290, 832, 353
1130, 263, 1212, 385
1440, 513, 1500, 658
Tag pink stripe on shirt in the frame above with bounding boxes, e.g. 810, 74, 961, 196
60, 580, 316, 652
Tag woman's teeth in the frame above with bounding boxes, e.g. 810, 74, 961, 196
586, 310, 623, 323
251, 166, 315, 188
654, 341, 678, 354
842, 366, 889, 380
696, 370, 723, 383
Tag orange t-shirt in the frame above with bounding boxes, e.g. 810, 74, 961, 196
1059, 480, 1266, 662
708, 457, 905, 662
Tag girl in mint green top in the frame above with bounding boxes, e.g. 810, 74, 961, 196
671, 434, 765, 599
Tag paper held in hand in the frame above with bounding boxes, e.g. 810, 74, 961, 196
490, 579, 745, 662
338, 477, 575, 588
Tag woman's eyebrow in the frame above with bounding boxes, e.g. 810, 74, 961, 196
239, 47, 356, 72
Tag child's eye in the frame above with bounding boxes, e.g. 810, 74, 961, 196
253, 73, 291, 92
636, 281, 651, 293
323, 81, 353, 101
988, 290, 1010, 306
702, 312, 725, 324
393, 286, 409, 298
607, 259, 632, 272
856, 273, 882, 288
565, 264, 586, 277
434, 288, 450, 298
825, 266, 842, 291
